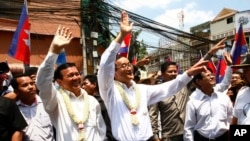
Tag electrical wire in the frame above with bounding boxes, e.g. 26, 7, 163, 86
0, 0, 215, 49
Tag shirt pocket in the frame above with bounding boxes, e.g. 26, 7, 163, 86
217, 104, 228, 121
197, 102, 210, 118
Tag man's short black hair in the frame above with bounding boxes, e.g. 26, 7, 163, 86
10, 73, 30, 90
192, 68, 213, 84
53, 63, 76, 80
24, 67, 38, 76
160, 61, 177, 74
83, 74, 99, 91
233, 70, 243, 79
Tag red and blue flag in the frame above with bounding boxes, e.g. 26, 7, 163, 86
231, 24, 248, 65
207, 61, 217, 75
216, 57, 226, 83
8, 1, 30, 65
117, 33, 131, 58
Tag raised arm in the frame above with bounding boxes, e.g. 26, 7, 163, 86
203, 38, 227, 60
135, 55, 151, 67
36, 25, 73, 112
147, 59, 208, 105
98, 11, 133, 102
216, 51, 233, 91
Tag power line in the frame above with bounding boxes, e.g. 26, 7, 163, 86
0, 0, 216, 48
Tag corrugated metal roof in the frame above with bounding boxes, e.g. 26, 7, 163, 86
212, 8, 238, 22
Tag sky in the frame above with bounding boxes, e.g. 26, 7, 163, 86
109, 0, 249, 46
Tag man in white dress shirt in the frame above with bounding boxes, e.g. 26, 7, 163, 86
231, 54, 250, 125
36, 26, 106, 141
11, 73, 54, 141
184, 65, 233, 141
97, 11, 208, 141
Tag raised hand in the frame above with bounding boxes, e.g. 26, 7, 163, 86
135, 56, 151, 67
223, 51, 233, 66
49, 25, 73, 54
186, 60, 209, 76
120, 11, 133, 36
208, 38, 227, 54
115, 11, 134, 44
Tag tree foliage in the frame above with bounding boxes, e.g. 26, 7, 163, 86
128, 29, 148, 62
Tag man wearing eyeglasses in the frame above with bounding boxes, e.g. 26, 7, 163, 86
231, 54, 250, 125
97, 11, 208, 141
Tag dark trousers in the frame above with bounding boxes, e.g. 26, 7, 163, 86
194, 130, 229, 141
162, 134, 184, 141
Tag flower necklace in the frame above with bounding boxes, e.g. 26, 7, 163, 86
114, 81, 141, 126
60, 88, 89, 141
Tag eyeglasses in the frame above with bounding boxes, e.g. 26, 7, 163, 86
116, 63, 133, 69
243, 103, 250, 117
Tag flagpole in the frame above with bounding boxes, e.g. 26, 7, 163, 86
24, 0, 30, 69
126, 33, 131, 58
25, 0, 28, 14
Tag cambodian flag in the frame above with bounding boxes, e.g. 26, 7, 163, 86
207, 61, 217, 75
8, 1, 30, 65
231, 24, 248, 65
216, 57, 226, 83
117, 33, 131, 58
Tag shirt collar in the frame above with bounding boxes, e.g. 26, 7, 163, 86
193, 88, 218, 100
16, 95, 41, 106
63, 88, 85, 99
116, 80, 136, 89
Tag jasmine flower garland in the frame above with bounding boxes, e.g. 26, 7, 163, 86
115, 81, 141, 126
60, 88, 89, 141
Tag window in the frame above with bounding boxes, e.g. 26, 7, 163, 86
227, 17, 233, 24
246, 37, 249, 45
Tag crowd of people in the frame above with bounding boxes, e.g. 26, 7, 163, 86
0, 11, 250, 141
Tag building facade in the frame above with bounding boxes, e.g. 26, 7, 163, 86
147, 8, 250, 75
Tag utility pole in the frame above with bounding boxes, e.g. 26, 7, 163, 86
81, 0, 88, 76
81, 27, 88, 76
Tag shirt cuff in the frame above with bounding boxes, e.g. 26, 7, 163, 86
182, 72, 193, 81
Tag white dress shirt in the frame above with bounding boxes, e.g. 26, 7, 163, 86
98, 41, 193, 141
184, 88, 233, 141
233, 86, 250, 124
36, 52, 106, 141
17, 95, 54, 141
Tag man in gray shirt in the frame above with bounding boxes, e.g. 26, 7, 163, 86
149, 61, 191, 141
